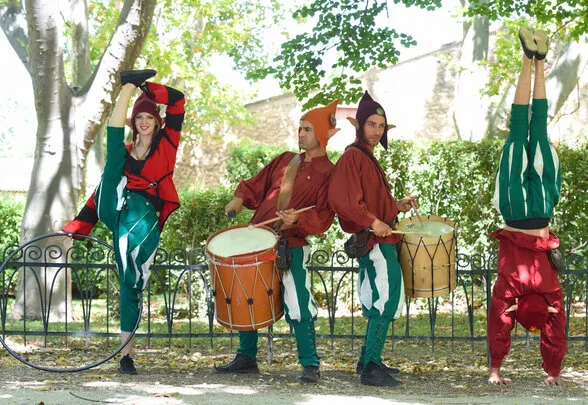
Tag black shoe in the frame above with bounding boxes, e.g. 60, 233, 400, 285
119, 354, 137, 375
360, 363, 402, 387
356, 361, 400, 376
214, 353, 259, 374
296, 366, 321, 383
120, 69, 157, 87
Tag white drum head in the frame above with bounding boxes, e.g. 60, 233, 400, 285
207, 227, 277, 257
397, 220, 453, 237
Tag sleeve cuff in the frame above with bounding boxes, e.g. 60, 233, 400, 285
62, 219, 95, 239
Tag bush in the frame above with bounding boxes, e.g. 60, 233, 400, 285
159, 186, 254, 251
378, 139, 587, 256
2, 141, 585, 258
0, 194, 24, 259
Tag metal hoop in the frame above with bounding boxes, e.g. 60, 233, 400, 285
0, 233, 142, 373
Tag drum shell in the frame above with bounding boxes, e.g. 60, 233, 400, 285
206, 224, 284, 330
397, 216, 457, 298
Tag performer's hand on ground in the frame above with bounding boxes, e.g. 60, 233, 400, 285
371, 218, 393, 237
224, 197, 243, 216
488, 368, 511, 385
397, 195, 418, 213
277, 209, 299, 227
544, 375, 560, 386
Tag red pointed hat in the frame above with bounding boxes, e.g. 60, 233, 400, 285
515, 293, 549, 333
301, 99, 340, 149
355, 90, 391, 150
131, 93, 163, 141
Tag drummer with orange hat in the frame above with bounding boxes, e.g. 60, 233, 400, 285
328, 91, 416, 388
216, 100, 340, 383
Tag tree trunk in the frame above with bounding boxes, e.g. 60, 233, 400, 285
4, 0, 156, 320
452, 12, 491, 141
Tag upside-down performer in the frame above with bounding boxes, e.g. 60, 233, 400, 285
489, 26, 566, 386
61, 70, 185, 375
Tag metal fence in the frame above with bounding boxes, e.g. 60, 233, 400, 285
1, 234, 587, 355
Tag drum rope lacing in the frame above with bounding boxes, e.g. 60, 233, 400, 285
206, 252, 283, 329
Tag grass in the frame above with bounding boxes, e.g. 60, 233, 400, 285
3, 294, 586, 345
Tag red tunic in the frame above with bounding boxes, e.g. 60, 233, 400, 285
328, 140, 401, 248
235, 152, 335, 248
488, 229, 566, 376
62, 82, 185, 235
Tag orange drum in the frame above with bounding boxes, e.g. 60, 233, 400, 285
397, 216, 457, 298
206, 224, 284, 330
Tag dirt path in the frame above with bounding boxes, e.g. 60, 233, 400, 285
1, 341, 587, 404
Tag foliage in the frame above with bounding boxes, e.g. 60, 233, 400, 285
247, 0, 440, 109
2, 142, 586, 257
478, 19, 528, 98
465, 0, 588, 41
0, 194, 24, 259
159, 186, 253, 251
380, 139, 505, 255
463, 1, 586, 99
82, 0, 286, 143
221, 141, 285, 189
552, 144, 588, 255
244, 0, 586, 111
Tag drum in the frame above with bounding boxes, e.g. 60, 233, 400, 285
206, 224, 284, 330
397, 216, 457, 298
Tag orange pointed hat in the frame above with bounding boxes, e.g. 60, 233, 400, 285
301, 99, 340, 149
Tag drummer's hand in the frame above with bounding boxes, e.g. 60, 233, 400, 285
224, 197, 243, 216
277, 209, 299, 227
397, 195, 418, 214
371, 218, 393, 237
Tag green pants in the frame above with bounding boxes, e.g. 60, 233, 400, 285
494, 99, 561, 223
95, 126, 160, 332
357, 243, 404, 367
237, 246, 320, 367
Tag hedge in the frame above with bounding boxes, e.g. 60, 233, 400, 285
1, 140, 586, 258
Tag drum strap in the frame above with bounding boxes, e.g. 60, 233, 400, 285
277, 153, 301, 211
348, 144, 391, 191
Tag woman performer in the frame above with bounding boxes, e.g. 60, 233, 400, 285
489, 26, 566, 386
61, 70, 185, 374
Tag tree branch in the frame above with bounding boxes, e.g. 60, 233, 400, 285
0, 0, 30, 71
79, 0, 157, 149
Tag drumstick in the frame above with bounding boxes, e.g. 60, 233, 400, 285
248, 205, 316, 230
400, 182, 423, 224
370, 229, 432, 236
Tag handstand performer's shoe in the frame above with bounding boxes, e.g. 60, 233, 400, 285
214, 353, 259, 374
534, 30, 549, 60
356, 361, 400, 376
120, 69, 157, 87
518, 26, 537, 59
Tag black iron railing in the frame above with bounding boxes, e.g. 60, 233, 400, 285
1, 234, 586, 354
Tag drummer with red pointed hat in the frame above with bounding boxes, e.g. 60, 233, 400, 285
328, 91, 417, 388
